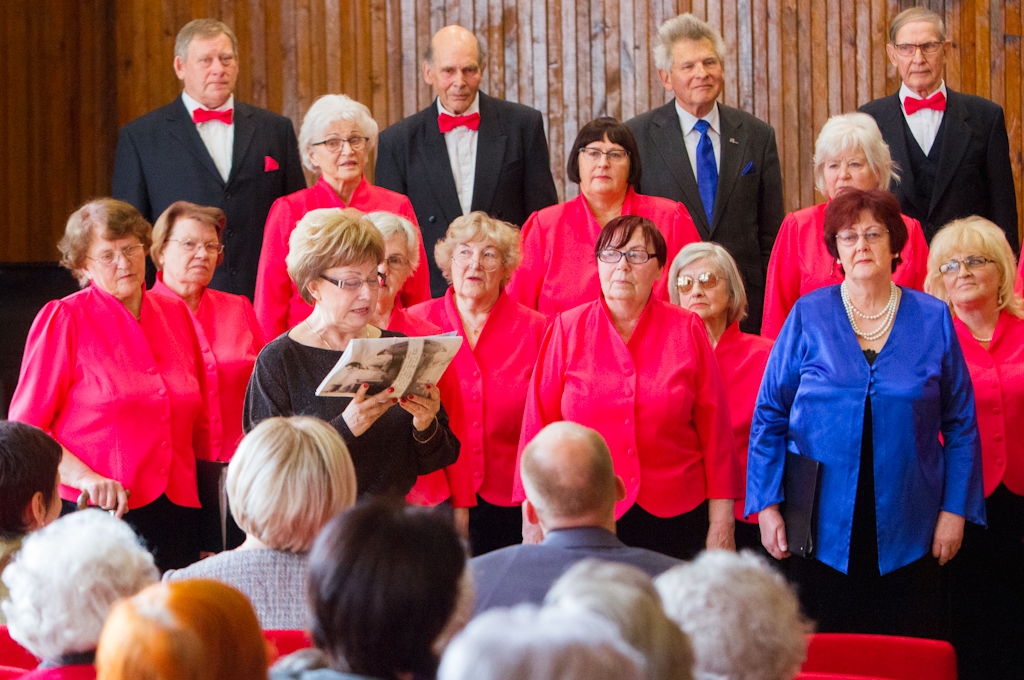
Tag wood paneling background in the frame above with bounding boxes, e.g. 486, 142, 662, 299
2, 0, 1023, 262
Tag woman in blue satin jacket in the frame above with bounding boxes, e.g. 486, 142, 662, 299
746, 188, 985, 640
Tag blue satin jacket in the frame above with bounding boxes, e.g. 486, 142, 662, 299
746, 286, 985, 575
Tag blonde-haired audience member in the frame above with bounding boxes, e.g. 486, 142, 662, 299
656, 551, 808, 680
164, 416, 357, 628
96, 579, 267, 680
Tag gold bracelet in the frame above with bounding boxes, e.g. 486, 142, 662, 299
412, 417, 439, 444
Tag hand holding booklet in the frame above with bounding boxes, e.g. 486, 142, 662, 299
314, 334, 462, 398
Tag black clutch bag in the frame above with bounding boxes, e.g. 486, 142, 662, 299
782, 451, 823, 559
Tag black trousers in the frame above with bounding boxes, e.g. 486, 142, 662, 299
616, 500, 709, 560
469, 495, 523, 557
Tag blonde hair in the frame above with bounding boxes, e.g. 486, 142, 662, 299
227, 416, 358, 552
668, 242, 749, 326
150, 201, 226, 269
59, 199, 152, 286
287, 208, 385, 304
925, 216, 1024, 319
813, 113, 898, 197
433, 211, 523, 286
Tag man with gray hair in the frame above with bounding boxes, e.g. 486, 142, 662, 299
112, 18, 306, 300
468, 422, 680, 613
626, 13, 784, 334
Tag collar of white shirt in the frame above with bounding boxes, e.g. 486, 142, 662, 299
898, 81, 947, 114
436, 93, 481, 122
675, 100, 721, 137
181, 91, 236, 123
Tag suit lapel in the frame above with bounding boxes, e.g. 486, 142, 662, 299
650, 103, 710, 237
876, 94, 927, 216
470, 93, 506, 213
422, 101, 464, 227
930, 89, 971, 216
165, 97, 226, 188
227, 101, 257, 187
710, 105, 745, 236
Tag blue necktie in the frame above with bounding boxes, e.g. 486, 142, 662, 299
693, 119, 718, 226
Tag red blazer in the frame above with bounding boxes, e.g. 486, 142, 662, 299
409, 289, 548, 507
762, 202, 930, 339
9, 286, 208, 509
955, 312, 1024, 496
505, 189, 700, 317
253, 176, 431, 339
713, 322, 773, 523
387, 299, 443, 338
151, 277, 265, 461
1015, 255, 1023, 296
514, 297, 741, 518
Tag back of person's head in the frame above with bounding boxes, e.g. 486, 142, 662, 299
227, 416, 358, 552
655, 551, 809, 680
95, 579, 268, 680
0, 421, 62, 540
2, 510, 158, 662
545, 559, 695, 680
520, 422, 618, 525
438, 604, 645, 680
307, 499, 471, 679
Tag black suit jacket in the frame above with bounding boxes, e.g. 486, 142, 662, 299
860, 89, 1019, 253
626, 101, 785, 334
375, 93, 559, 296
111, 97, 307, 300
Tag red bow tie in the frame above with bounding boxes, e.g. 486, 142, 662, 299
193, 108, 234, 125
438, 112, 480, 133
903, 92, 946, 115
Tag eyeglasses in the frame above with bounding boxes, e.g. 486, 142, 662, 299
382, 255, 411, 271
87, 243, 145, 266
677, 271, 720, 294
453, 248, 502, 272
579, 147, 630, 163
938, 256, 996, 275
312, 136, 369, 152
892, 41, 944, 57
597, 249, 655, 264
835, 229, 889, 247
320, 273, 383, 292
166, 239, 225, 255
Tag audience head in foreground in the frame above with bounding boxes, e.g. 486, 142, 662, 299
96, 579, 268, 680
2, 510, 158, 670
438, 604, 644, 680
656, 551, 808, 680
0, 421, 62, 543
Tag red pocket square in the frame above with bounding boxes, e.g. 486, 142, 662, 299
264, 156, 280, 172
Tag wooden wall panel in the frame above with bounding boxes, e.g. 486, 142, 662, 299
5, 0, 1024, 261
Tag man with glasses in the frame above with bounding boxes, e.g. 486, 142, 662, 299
112, 18, 305, 301
860, 7, 1018, 252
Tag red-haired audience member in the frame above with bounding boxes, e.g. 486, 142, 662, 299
669, 242, 773, 552
656, 551, 809, 680
515, 215, 740, 559
270, 500, 474, 680
366, 212, 441, 337
0, 422, 63, 624
164, 417, 358, 629
926, 217, 1024, 680
2, 511, 159, 680
96, 579, 268, 680
762, 113, 929, 339
255, 94, 429, 340
506, 117, 700, 316
407, 212, 547, 554
9, 199, 210, 572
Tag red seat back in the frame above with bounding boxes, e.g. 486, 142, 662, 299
0, 629, 36, 670
0, 666, 26, 680
802, 633, 957, 680
263, 629, 313, 662
796, 673, 891, 680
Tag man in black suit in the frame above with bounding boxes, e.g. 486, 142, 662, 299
375, 25, 558, 296
469, 422, 681, 614
860, 7, 1018, 252
112, 19, 306, 300
626, 14, 784, 334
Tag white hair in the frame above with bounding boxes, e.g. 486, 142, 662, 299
655, 551, 809, 680
813, 112, 899, 197
545, 560, 695, 680
438, 604, 645, 680
1, 510, 158, 661
667, 242, 749, 325
298, 94, 380, 173
654, 14, 726, 71
365, 211, 421, 271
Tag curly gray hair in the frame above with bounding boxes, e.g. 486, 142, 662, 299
299, 94, 380, 173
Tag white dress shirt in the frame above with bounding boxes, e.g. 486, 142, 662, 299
899, 81, 946, 156
675, 100, 722, 179
438, 94, 480, 216
181, 92, 235, 183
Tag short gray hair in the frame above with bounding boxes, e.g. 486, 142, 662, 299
668, 242, 748, 325
656, 551, 809, 680
889, 7, 946, 43
299, 94, 380, 173
438, 604, 645, 680
174, 19, 238, 60
545, 560, 695, 680
1, 510, 158, 662
654, 14, 726, 72
813, 112, 898, 197
366, 211, 421, 271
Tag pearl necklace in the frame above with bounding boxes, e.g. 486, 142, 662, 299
841, 282, 898, 341
971, 332, 993, 343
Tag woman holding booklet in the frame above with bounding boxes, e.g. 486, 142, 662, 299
243, 208, 458, 498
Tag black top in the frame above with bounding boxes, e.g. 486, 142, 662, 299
849, 349, 880, 578
243, 331, 460, 497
